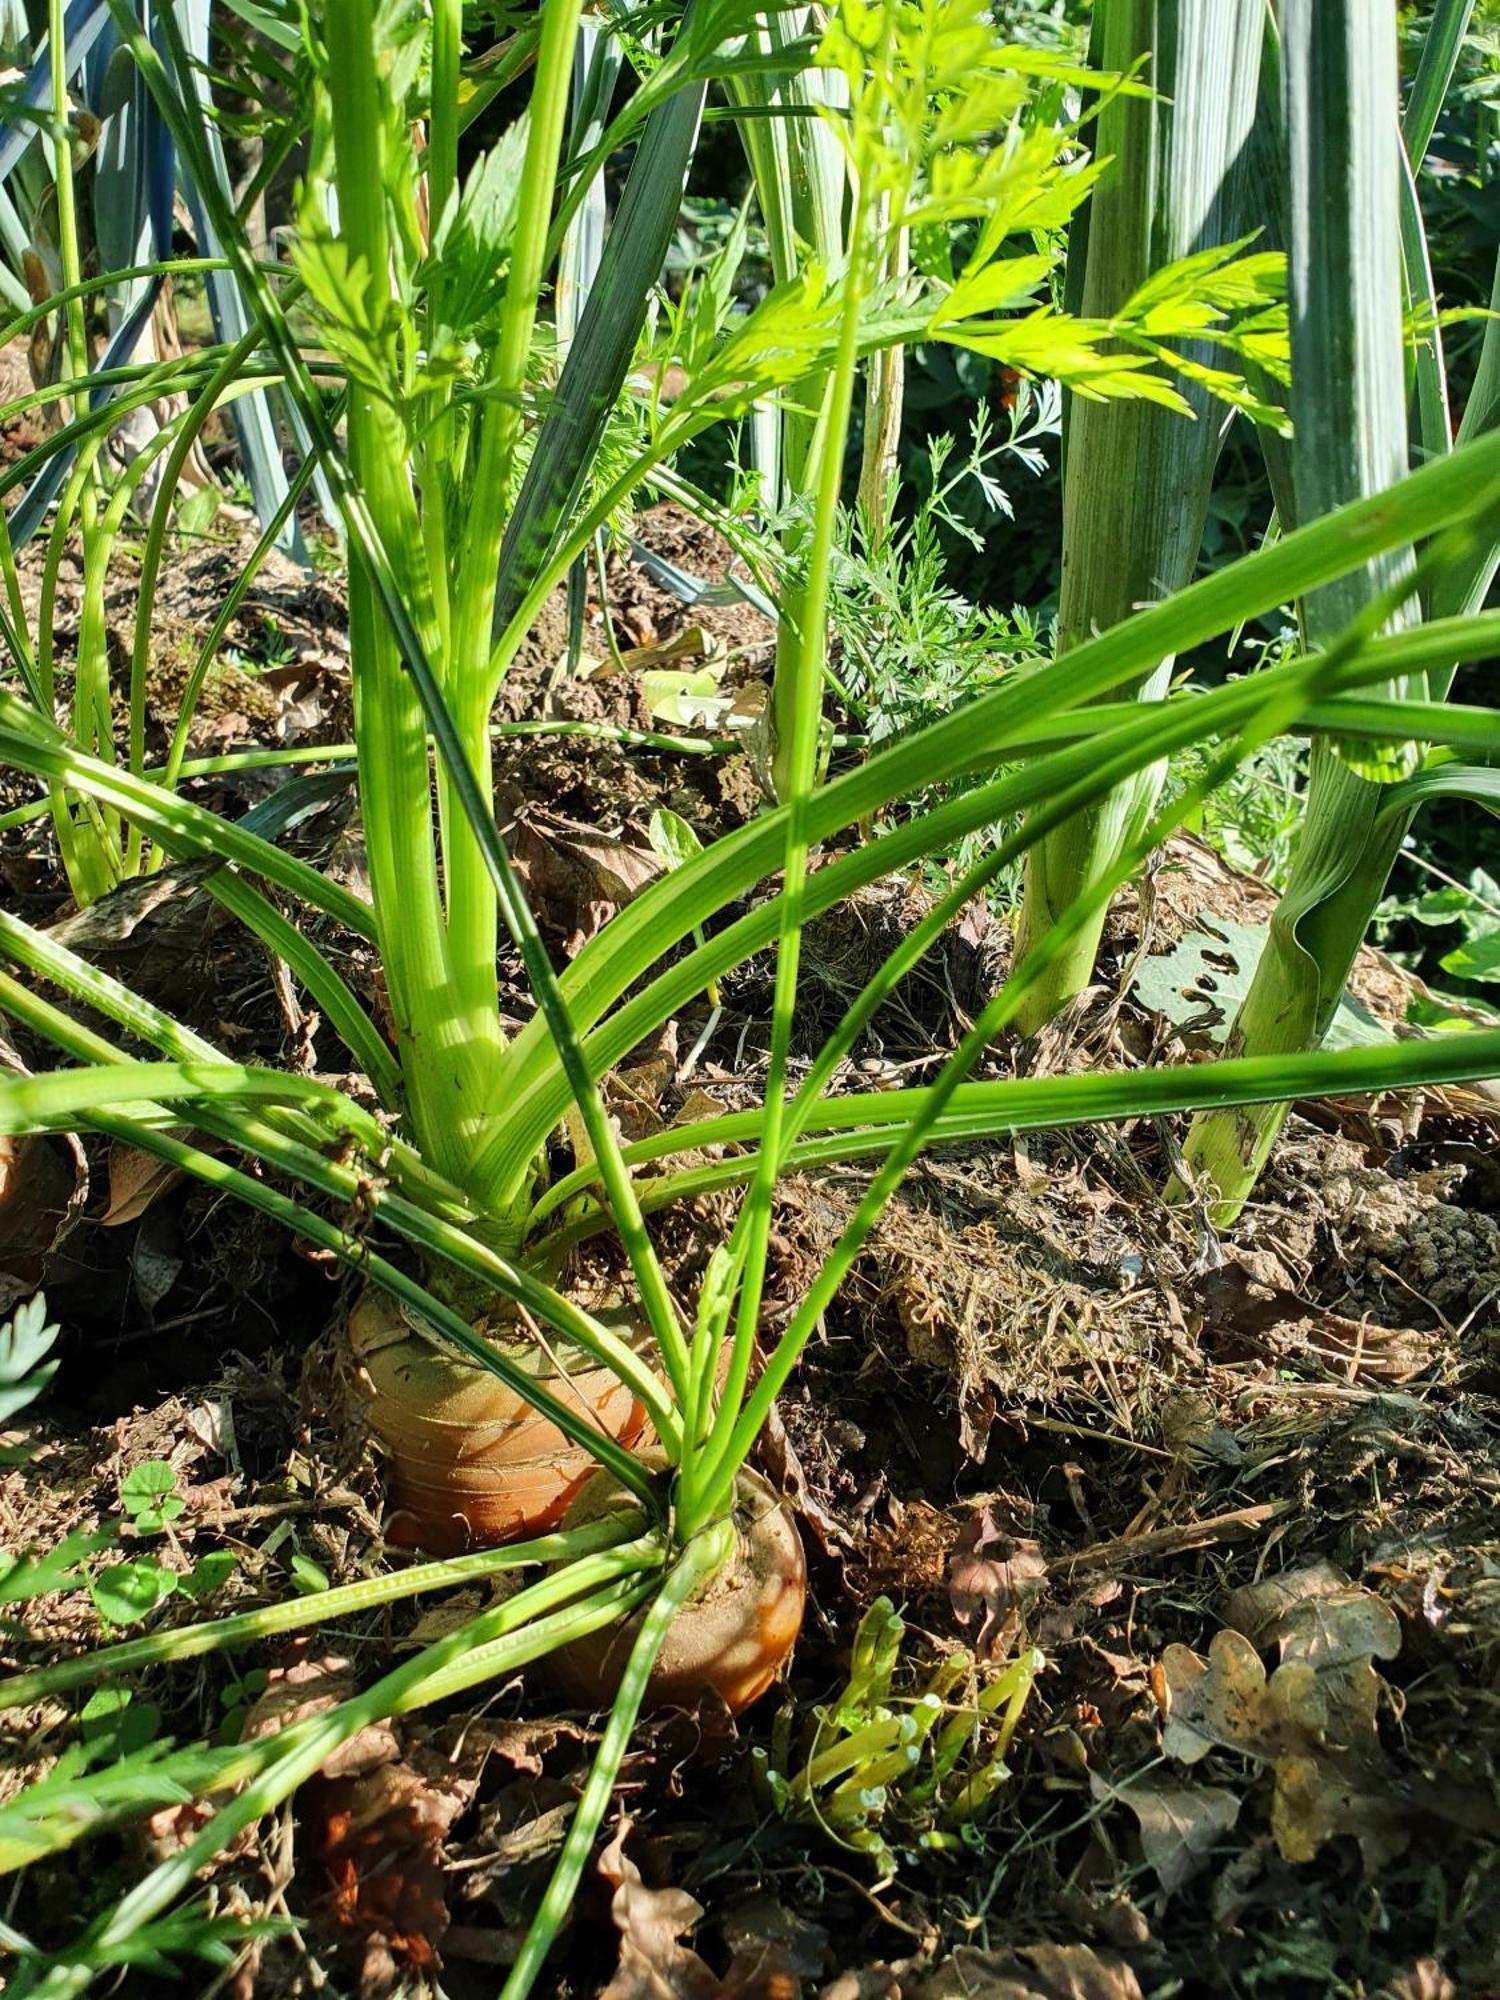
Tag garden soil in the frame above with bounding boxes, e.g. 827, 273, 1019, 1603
2, 498, 1499, 2000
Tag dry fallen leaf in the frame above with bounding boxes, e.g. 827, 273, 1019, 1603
1189, 1262, 1435, 1384
1160, 1630, 1280, 1765
507, 803, 662, 954
312, 1756, 468, 1991
1089, 1771, 1241, 1893
597, 1818, 719, 2000
1157, 1578, 1410, 1870
948, 1509, 1047, 1660
0, 1034, 86, 1305
241, 1652, 398, 1781
919, 1942, 1144, 1999
1223, 1562, 1350, 1648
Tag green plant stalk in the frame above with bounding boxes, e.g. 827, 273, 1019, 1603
125, 328, 265, 869
498, 1517, 736, 2000
0, 1058, 393, 1137
0, 1516, 640, 1711
683, 597, 1388, 1530
123, 0, 690, 1380
35, 1551, 662, 1997
481, 437, 1500, 1177
724, 1, 846, 509
0, 695, 374, 935
0, 704, 402, 1099
45, 0, 93, 458
69, 431, 184, 889
443, 0, 586, 1042
531, 1025, 1500, 1242
0, 954, 679, 1441
0, 922, 384, 1168
488, 606, 1500, 1196
1010, 0, 1266, 1035
34, 458, 117, 908
0, 683, 1468, 842
530, 554, 1500, 1238
790, 1715, 913, 1798
857, 207, 908, 534
1174, 0, 1431, 1226
1396, 1, 1472, 459
159, 440, 329, 796
322, 0, 505, 1207
0, 259, 231, 358
0, 719, 760, 837
681, 121, 875, 1505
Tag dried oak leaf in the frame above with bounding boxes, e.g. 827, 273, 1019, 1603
1159, 1631, 1281, 1765
597, 1818, 720, 2000
1089, 1771, 1240, 1893
241, 1652, 398, 1780
1158, 1583, 1409, 1870
948, 1508, 1047, 1660
918, 1943, 1144, 1999
1270, 1748, 1407, 1870
1223, 1562, 1350, 1649
312, 1757, 468, 1990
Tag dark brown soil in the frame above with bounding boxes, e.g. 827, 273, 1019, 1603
2, 505, 1499, 2000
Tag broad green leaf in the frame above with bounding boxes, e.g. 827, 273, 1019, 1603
90, 1559, 177, 1627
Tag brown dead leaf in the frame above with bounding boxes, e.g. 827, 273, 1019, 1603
0, 1131, 82, 1307
1270, 1748, 1408, 1870
1089, 1771, 1240, 1893
507, 802, 661, 954
1158, 1581, 1411, 1870
1160, 1631, 1280, 1764
1223, 1562, 1350, 1648
241, 1652, 398, 1780
597, 1818, 719, 2000
104, 1134, 203, 1226
1277, 1588, 1401, 1674
1189, 1262, 1434, 1384
948, 1508, 1047, 1660
720, 1891, 829, 1995
819, 1976, 902, 2000
464, 1714, 595, 1779
48, 861, 220, 949
919, 1943, 1144, 1999
312, 1756, 468, 1989
0, 1034, 86, 1304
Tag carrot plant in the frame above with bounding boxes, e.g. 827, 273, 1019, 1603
2, 0, 1500, 1990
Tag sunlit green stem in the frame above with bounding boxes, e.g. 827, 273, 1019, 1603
125, 329, 266, 869
323, 0, 511, 1208
499, 1518, 735, 2000
443, 0, 586, 1032
679, 148, 874, 1521
40, 1550, 662, 1998
0, 1516, 639, 1711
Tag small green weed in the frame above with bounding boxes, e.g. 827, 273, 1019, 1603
756, 1595, 1041, 1882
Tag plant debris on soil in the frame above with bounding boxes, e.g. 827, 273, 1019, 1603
3, 497, 1500, 2000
